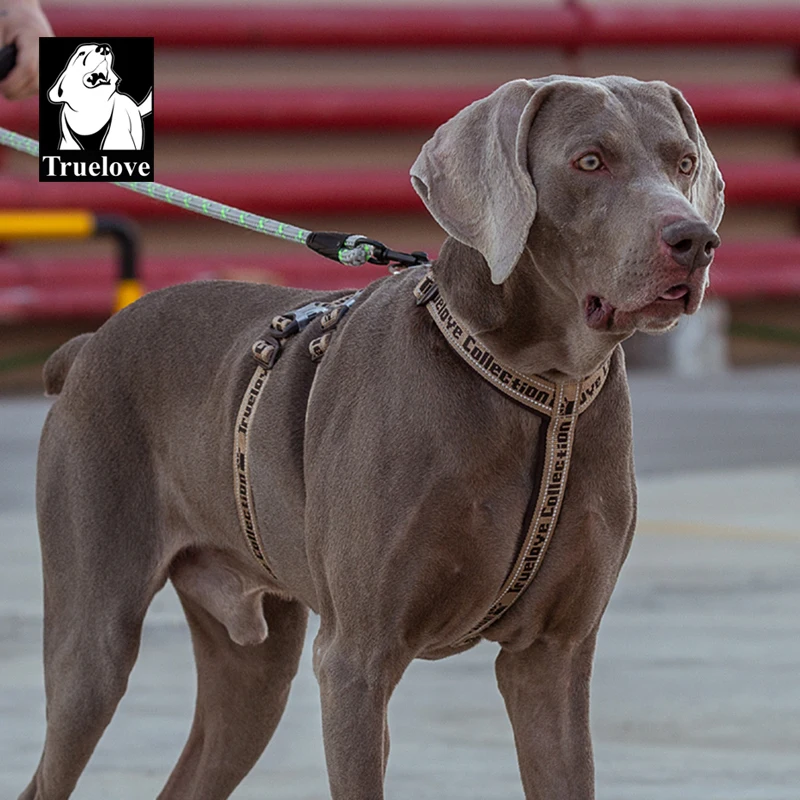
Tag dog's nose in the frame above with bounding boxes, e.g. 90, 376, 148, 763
96, 44, 111, 55
661, 219, 720, 270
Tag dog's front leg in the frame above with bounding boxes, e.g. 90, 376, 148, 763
495, 632, 597, 799
315, 632, 409, 799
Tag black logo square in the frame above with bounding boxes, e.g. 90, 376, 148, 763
38, 37, 154, 182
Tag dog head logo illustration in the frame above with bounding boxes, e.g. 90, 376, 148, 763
47, 42, 152, 151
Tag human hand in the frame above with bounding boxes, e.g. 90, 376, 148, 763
0, 0, 54, 100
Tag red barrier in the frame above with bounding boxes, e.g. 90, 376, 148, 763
0, 254, 388, 320
710, 240, 800, 299
0, 171, 423, 217
43, 5, 800, 48
2, 240, 798, 320
680, 84, 800, 128
721, 163, 800, 205
0, 162, 797, 219
4, 83, 799, 134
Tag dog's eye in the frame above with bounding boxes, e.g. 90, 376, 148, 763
679, 156, 695, 175
575, 153, 604, 172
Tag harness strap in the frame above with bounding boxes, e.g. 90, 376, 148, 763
234, 365, 277, 578
233, 290, 361, 578
413, 272, 610, 646
413, 272, 609, 417
233, 273, 611, 647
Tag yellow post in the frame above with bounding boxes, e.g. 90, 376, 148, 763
0, 210, 96, 238
113, 278, 145, 313
0, 210, 144, 314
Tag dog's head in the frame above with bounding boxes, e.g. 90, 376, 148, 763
411, 76, 724, 336
47, 43, 119, 110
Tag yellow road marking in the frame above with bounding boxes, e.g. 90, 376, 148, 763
637, 519, 798, 541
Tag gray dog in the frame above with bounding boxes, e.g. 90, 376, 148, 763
21, 75, 723, 800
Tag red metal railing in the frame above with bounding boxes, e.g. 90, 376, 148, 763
708, 240, 800, 299
43, 5, 800, 48
0, 254, 387, 319
2, 239, 799, 319
1, 4, 798, 322
0, 162, 798, 220
4, 83, 800, 133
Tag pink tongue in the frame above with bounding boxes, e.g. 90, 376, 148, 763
660, 285, 689, 300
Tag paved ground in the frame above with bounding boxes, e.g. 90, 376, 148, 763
2, 368, 799, 799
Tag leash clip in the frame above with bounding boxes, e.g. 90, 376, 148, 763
306, 230, 429, 273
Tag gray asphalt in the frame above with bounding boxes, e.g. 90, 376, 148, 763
2, 367, 799, 799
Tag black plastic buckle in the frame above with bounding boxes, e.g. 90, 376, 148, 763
309, 333, 332, 362
368, 243, 430, 270
413, 273, 438, 306
252, 336, 282, 369
270, 301, 328, 337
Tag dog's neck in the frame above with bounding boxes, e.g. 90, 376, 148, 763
433, 238, 627, 381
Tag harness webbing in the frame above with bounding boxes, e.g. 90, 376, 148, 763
414, 273, 609, 417
233, 272, 611, 646
413, 273, 610, 646
234, 365, 277, 579
234, 292, 361, 579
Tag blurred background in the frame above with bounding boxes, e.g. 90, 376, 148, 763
1, 1, 799, 799
0, 0, 799, 385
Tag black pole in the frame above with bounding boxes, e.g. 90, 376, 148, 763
95, 214, 140, 283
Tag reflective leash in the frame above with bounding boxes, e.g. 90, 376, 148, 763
0, 125, 430, 272
0, 44, 427, 269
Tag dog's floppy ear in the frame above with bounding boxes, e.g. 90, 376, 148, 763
670, 87, 725, 231
410, 79, 557, 285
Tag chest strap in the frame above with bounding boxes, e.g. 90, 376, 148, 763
413, 272, 610, 646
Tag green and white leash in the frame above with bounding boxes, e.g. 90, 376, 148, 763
0, 126, 430, 271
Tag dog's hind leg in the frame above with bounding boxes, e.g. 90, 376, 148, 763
19, 414, 168, 800
158, 582, 307, 800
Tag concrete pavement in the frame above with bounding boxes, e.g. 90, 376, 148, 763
1, 367, 799, 798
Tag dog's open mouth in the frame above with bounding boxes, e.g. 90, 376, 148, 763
658, 284, 689, 301
641, 283, 692, 315
585, 284, 693, 331
83, 62, 110, 88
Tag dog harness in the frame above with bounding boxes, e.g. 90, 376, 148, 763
234, 290, 361, 578
413, 273, 611, 645
234, 271, 611, 646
